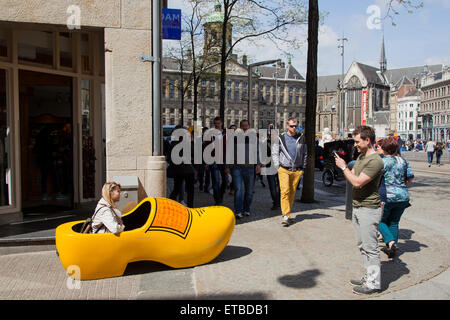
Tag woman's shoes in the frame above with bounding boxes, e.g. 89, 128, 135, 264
381, 243, 397, 259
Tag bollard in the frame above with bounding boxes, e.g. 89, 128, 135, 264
345, 160, 356, 220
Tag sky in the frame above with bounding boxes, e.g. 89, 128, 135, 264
165, 0, 450, 77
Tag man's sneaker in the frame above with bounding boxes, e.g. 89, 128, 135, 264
244, 212, 250, 217
281, 215, 290, 226
349, 277, 365, 286
352, 285, 381, 295
236, 213, 243, 219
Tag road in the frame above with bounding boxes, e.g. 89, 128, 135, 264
0, 161, 448, 301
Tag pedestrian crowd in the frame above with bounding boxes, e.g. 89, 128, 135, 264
163, 116, 308, 224
423, 138, 447, 167
160, 119, 421, 296
89, 116, 424, 296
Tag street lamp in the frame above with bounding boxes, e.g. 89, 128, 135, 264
273, 64, 279, 129
247, 59, 281, 128
338, 34, 348, 136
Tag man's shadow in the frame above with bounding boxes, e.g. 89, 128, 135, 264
278, 269, 322, 289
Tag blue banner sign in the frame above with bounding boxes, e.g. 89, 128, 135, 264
162, 8, 181, 40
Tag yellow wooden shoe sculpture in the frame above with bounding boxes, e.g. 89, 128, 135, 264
55, 197, 235, 280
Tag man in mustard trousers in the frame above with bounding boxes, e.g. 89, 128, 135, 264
271, 117, 308, 226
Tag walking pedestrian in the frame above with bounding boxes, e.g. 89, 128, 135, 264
425, 138, 436, 167
226, 119, 260, 219
227, 124, 237, 195
168, 126, 196, 208
447, 142, 450, 162
377, 137, 414, 259
197, 127, 211, 193
435, 142, 444, 167
265, 132, 280, 210
209, 117, 227, 205
334, 125, 384, 295
271, 117, 307, 226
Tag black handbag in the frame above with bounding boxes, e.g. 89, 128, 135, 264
81, 205, 108, 234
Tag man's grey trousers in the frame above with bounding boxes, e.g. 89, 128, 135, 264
352, 206, 383, 289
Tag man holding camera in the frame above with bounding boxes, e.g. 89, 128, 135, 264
334, 125, 384, 295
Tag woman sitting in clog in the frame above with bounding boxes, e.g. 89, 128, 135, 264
91, 182, 125, 234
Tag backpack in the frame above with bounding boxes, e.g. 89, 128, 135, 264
80, 205, 107, 234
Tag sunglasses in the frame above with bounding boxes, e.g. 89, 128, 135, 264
288, 125, 297, 128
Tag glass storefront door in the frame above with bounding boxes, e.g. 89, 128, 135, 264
0, 69, 11, 207
19, 70, 73, 212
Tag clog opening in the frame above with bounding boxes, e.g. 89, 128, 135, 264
71, 200, 152, 233
122, 200, 151, 231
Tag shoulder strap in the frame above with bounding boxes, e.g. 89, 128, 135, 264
91, 205, 109, 233
92, 205, 107, 220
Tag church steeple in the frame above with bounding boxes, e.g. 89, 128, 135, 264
380, 32, 387, 73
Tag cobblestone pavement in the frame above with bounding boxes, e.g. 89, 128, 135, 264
0, 165, 448, 300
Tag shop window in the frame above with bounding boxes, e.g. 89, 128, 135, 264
18, 30, 53, 66
0, 29, 8, 58
98, 33, 105, 75
81, 80, 95, 198
0, 69, 11, 206
242, 89, 247, 101
81, 33, 91, 73
59, 32, 73, 69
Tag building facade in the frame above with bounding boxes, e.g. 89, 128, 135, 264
396, 89, 422, 140
419, 66, 450, 142
316, 74, 340, 136
316, 33, 443, 140
161, 2, 306, 130
316, 61, 391, 138
317, 63, 444, 139
0, 1, 165, 225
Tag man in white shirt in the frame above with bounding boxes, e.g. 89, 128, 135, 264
425, 139, 436, 167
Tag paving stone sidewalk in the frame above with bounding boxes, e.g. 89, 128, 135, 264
0, 173, 448, 300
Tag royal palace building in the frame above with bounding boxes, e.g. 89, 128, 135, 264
161, 1, 306, 130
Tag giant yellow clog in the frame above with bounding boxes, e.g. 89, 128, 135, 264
56, 197, 235, 280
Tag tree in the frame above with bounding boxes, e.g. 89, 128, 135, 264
299, 0, 423, 203
300, 0, 319, 203
215, 0, 308, 122
164, 40, 193, 126
383, 0, 423, 26
164, 0, 219, 126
